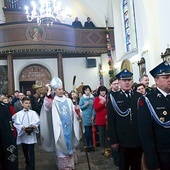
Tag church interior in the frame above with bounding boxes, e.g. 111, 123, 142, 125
0, 0, 170, 95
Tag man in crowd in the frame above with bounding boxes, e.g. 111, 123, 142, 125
0, 100, 18, 169
72, 17, 83, 28
109, 77, 120, 92
138, 61, 170, 170
84, 17, 95, 28
26, 90, 38, 112
14, 92, 25, 113
40, 77, 82, 170
107, 77, 120, 166
11, 90, 19, 106
107, 69, 143, 170
139, 74, 152, 92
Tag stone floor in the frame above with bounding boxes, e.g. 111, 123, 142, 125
18, 139, 119, 170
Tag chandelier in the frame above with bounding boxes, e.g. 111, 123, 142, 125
25, 0, 72, 26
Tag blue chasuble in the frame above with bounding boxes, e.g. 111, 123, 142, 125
56, 100, 73, 155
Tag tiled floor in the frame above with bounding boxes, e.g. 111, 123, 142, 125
18, 139, 118, 170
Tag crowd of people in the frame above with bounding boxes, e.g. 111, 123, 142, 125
1, 60, 170, 170
72, 17, 95, 28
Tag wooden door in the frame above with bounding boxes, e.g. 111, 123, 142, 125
19, 64, 52, 95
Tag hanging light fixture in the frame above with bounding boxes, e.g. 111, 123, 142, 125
25, 0, 72, 26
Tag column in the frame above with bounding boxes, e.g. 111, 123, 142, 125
57, 52, 65, 89
7, 53, 14, 94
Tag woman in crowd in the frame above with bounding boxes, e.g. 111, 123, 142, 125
79, 85, 95, 152
70, 91, 80, 106
93, 86, 109, 156
134, 83, 146, 95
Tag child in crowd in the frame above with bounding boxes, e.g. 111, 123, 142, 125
12, 97, 40, 170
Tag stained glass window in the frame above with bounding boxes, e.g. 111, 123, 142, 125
122, 0, 137, 52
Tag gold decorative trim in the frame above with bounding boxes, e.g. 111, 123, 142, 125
121, 59, 133, 72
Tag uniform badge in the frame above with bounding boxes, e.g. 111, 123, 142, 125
163, 111, 167, 116
160, 117, 165, 122
7, 145, 16, 153
8, 154, 17, 162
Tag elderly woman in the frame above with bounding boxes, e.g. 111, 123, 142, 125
40, 77, 82, 170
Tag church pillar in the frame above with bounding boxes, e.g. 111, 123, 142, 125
57, 52, 65, 89
7, 53, 14, 94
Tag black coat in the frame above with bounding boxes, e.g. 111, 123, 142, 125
0, 102, 18, 170
107, 90, 142, 148
138, 89, 170, 169
84, 21, 95, 28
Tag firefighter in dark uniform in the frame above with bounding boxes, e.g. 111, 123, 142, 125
107, 69, 143, 170
0, 101, 18, 170
138, 61, 170, 170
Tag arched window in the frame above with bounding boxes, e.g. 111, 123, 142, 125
122, 0, 137, 52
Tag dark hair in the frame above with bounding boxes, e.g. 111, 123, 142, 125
132, 82, 138, 89
69, 90, 77, 99
134, 83, 145, 92
82, 85, 91, 94
7, 95, 12, 98
96, 86, 108, 96
22, 97, 31, 103
109, 77, 118, 85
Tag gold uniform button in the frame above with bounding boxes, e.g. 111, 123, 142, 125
160, 117, 165, 122
163, 111, 167, 116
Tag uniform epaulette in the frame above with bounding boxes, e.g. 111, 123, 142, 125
146, 89, 156, 97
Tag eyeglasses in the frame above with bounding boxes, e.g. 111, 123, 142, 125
111, 83, 118, 85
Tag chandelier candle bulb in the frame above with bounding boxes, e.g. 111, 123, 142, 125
25, 0, 72, 26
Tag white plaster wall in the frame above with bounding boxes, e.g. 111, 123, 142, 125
68, 0, 110, 27
63, 57, 101, 92
156, 0, 170, 54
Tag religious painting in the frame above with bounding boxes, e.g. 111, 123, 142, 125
0, 65, 8, 94
28, 26, 43, 41
121, 59, 133, 72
